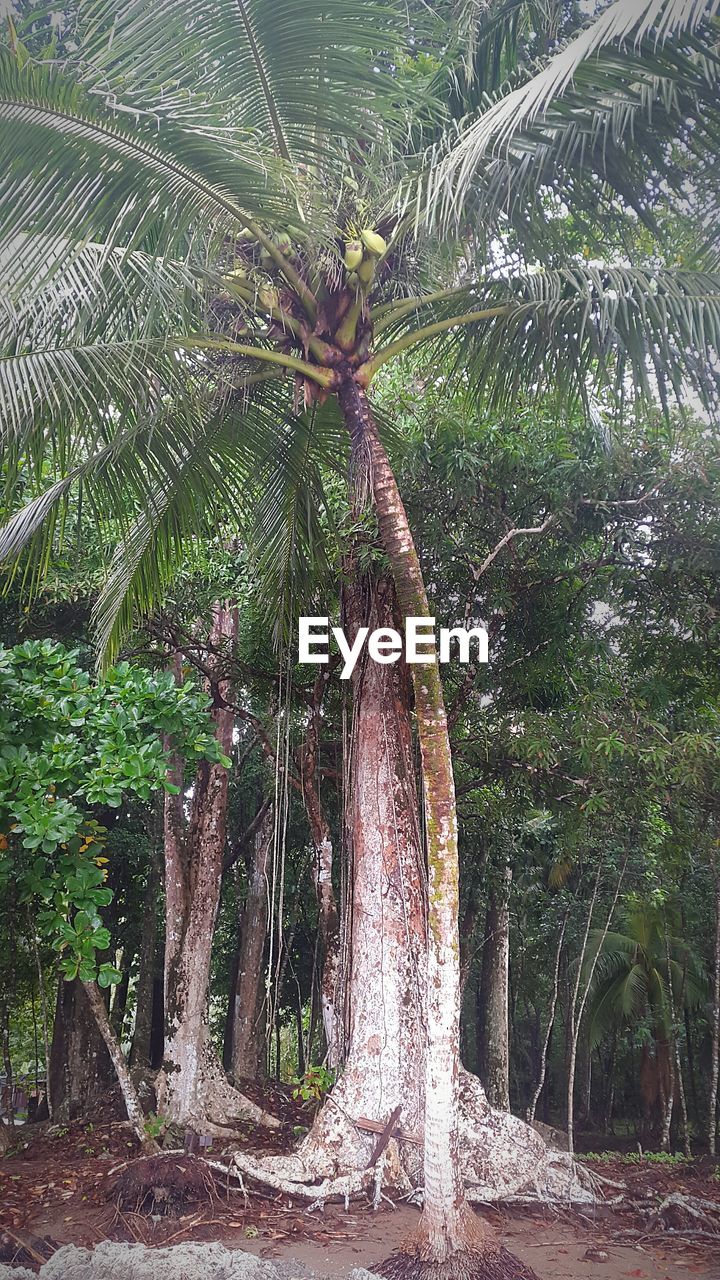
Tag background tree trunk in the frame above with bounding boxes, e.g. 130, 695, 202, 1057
48, 979, 113, 1122
300, 669, 342, 1065
478, 866, 512, 1111
527, 907, 568, 1124
230, 804, 273, 1081
158, 607, 278, 1131
709, 856, 720, 1156
129, 811, 162, 1070
81, 981, 156, 1152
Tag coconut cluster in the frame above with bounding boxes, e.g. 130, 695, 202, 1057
344, 227, 387, 291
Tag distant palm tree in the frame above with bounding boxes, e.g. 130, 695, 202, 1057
585, 900, 705, 1136
1, 1, 720, 1271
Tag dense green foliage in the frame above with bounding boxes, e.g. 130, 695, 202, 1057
0, 641, 228, 983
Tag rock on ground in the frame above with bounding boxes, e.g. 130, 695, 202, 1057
1, 1242, 278, 1280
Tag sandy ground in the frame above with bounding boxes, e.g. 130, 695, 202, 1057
233, 1203, 720, 1280
2, 1119, 719, 1278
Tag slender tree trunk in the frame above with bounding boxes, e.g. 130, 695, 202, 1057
664, 923, 690, 1157
300, 671, 342, 1065
1, 993, 13, 1128
527, 907, 568, 1124
158, 608, 278, 1131
567, 855, 626, 1156
478, 866, 512, 1111
110, 966, 131, 1039
231, 805, 273, 1081
710, 856, 720, 1157
339, 380, 490, 1262
81, 981, 157, 1153
129, 835, 161, 1070
32, 930, 53, 1120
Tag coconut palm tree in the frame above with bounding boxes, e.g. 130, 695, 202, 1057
2, 1, 720, 1273
584, 900, 705, 1138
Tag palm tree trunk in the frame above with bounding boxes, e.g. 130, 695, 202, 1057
337, 378, 501, 1265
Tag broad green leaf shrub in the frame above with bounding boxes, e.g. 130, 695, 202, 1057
0, 640, 230, 982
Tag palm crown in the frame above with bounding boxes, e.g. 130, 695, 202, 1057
1, 0, 719, 656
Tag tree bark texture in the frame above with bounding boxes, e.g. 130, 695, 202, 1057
300, 668, 342, 1065
48, 978, 113, 1122
339, 378, 477, 1255
157, 607, 278, 1131
129, 835, 162, 1070
230, 803, 273, 1080
478, 866, 512, 1112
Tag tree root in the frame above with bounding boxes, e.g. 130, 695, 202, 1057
645, 1192, 720, 1234
156, 1051, 281, 1134
109, 1154, 217, 1216
375, 1246, 541, 1280
212, 1069, 593, 1211
230, 1147, 379, 1207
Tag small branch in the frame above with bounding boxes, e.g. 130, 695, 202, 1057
577, 480, 667, 510
474, 514, 557, 578
81, 981, 157, 1155
222, 796, 273, 875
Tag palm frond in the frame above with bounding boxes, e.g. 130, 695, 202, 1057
374, 265, 720, 417
1, 234, 207, 344
0, 338, 193, 453
428, 0, 720, 231
0, 47, 294, 299
78, 0, 412, 163
251, 401, 347, 650
588, 967, 648, 1048
91, 405, 268, 663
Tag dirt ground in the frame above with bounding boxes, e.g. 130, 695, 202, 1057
1, 1120, 719, 1279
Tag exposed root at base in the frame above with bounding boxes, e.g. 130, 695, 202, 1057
110, 1154, 216, 1216
230, 1147, 378, 1206
375, 1246, 542, 1280
156, 1055, 282, 1135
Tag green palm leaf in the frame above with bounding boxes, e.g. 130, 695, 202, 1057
373, 264, 720, 415
78, 0, 411, 162
429, 0, 720, 230
0, 47, 295, 298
